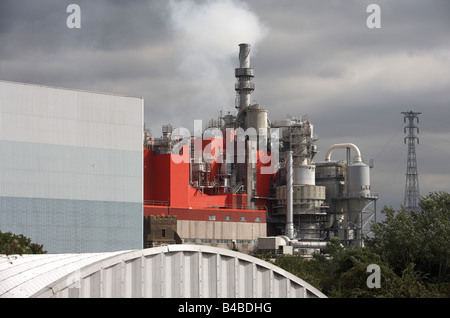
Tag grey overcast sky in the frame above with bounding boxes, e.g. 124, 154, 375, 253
1, 0, 449, 211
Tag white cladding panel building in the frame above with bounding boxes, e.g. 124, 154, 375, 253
0, 80, 143, 253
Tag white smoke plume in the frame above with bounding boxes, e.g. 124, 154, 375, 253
167, 0, 267, 120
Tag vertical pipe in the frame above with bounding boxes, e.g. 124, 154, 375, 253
246, 141, 253, 209
286, 150, 294, 239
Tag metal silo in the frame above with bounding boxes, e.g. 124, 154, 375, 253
347, 161, 371, 197
293, 165, 316, 185
245, 105, 268, 133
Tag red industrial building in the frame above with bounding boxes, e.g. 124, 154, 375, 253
143, 136, 273, 253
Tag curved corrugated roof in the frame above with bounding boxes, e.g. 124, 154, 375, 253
0, 245, 327, 298
0, 251, 126, 297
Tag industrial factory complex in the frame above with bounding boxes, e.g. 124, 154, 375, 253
144, 43, 377, 255
0, 44, 377, 256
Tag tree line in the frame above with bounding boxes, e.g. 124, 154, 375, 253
267, 191, 450, 297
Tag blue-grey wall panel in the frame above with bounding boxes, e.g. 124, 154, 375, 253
0, 140, 142, 203
0, 197, 142, 253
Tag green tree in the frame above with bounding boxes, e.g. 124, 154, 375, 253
272, 254, 325, 292
414, 191, 450, 282
271, 236, 447, 297
366, 191, 450, 284
329, 248, 443, 297
319, 240, 399, 297
0, 231, 47, 255
365, 206, 418, 274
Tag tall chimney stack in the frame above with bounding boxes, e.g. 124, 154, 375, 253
235, 43, 255, 110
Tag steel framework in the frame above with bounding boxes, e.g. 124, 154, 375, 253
402, 111, 421, 211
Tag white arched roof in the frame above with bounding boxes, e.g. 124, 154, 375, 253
0, 245, 326, 298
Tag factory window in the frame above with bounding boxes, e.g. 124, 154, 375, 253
236, 240, 244, 244
255, 217, 261, 222
225, 215, 231, 221
200, 239, 212, 243
184, 238, 196, 243
240, 216, 246, 222
209, 215, 216, 221
161, 229, 166, 238
216, 239, 229, 244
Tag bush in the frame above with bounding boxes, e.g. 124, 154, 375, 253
366, 191, 450, 285
0, 231, 46, 255
271, 234, 448, 297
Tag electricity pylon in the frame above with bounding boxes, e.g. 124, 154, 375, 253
402, 111, 421, 211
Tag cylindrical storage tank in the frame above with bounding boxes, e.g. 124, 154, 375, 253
292, 185, 326, 201
293, 165, 316, 185
298, 216, 321, 240
347, 162, 370, 197
245, 108, 268, 132
271, 119, 292, 139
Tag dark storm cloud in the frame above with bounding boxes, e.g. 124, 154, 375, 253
0, 0, 171, 52
0, 0, 449, 210
240, 0, 450, 210
0, 0, 176, 93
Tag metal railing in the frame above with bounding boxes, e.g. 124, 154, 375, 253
143, 200, 169, 206
144, 199, 266, 211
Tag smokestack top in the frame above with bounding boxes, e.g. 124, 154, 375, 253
239, 43, 251, 68
235, 43, 255, 110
